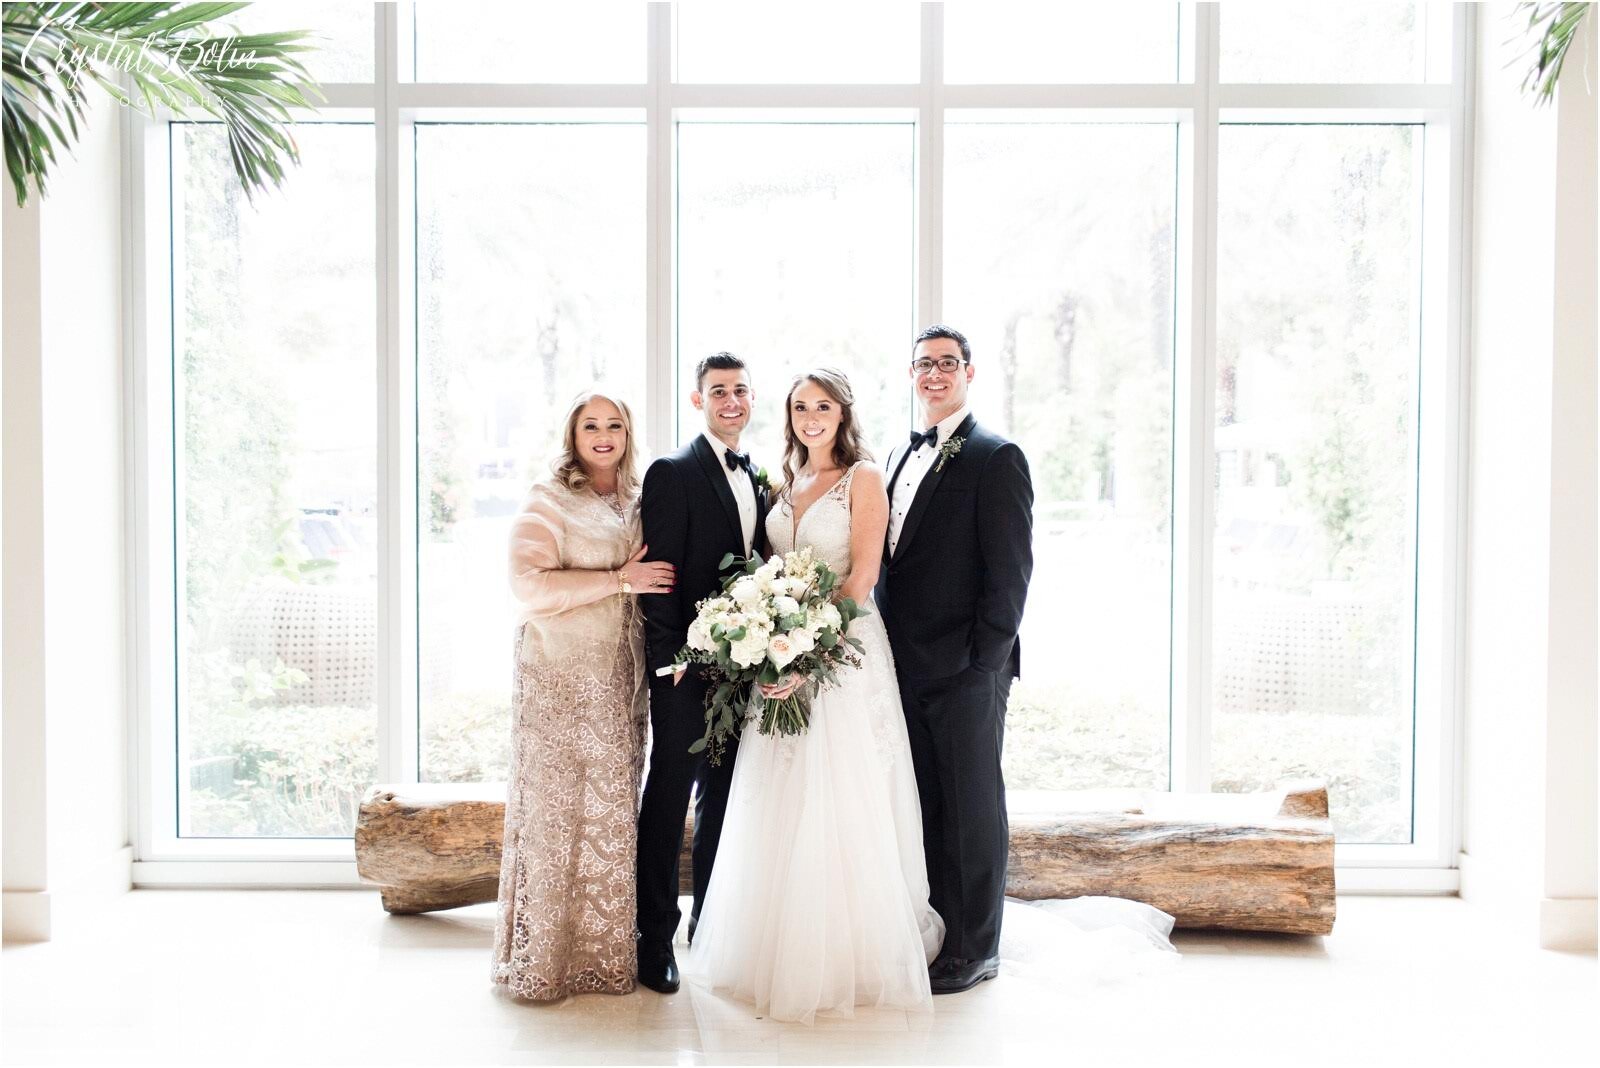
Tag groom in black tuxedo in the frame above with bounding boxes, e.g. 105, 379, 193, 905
875, 325, 1034, 994
635, 352, 769, 994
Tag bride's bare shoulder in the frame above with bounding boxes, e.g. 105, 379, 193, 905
847, 460, 886, 496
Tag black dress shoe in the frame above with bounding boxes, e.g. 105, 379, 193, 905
929, 955, 1000, 994
637, 942, 680, 994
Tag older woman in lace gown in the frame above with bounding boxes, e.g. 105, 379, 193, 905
493, 390, 675, 1002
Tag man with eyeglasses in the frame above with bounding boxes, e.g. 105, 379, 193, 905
875, 324, 1034, 994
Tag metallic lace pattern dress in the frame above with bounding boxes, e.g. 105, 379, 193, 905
493, 479, 647, 1001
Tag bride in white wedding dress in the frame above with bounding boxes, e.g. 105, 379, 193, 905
687, 368, 1181, 1023
687, 370, 942, 1023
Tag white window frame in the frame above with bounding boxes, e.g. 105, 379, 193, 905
126, 2, 1472, 891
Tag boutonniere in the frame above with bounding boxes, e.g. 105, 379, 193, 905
934, 435, 965, 472
754, 466, 773, 494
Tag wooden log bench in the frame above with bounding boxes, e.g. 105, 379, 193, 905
354, 779, 1335, 935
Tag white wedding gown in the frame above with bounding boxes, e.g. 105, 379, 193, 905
687, 462, 1182, 1023
687, 462, 943, 1023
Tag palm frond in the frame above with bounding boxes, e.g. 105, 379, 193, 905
1511, 2, 1592, 105
1, 1, 323, 205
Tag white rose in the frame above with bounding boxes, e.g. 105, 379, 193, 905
730, 635, 768, 668
817, 602, 842, 629
788, 628, 816, 655
772, 595, 801, 618
766, 633, 800, 670
686, 619, 714, 652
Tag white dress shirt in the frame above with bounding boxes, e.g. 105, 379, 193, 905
701, 429, 758, 555
886, 405, 970, 556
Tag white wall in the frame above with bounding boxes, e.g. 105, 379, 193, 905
1541, 4, 1599, 947
41, 86, 132, 902
1461, 4, 1597, 951
2, 89, 130, 943
2, 143, 51, 942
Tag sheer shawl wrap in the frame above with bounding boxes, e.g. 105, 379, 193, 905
508, 478, 644, 691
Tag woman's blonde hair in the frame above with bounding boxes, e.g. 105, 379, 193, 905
550, 388, 641, 499
780, 367, 872, 491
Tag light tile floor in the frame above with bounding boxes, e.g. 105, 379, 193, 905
1, 891, 1594, 1066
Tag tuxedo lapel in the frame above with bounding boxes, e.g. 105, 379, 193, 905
892, 413, 976, 562
692, 435, 745, 549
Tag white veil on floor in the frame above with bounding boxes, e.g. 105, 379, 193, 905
998, 895, 1181, 986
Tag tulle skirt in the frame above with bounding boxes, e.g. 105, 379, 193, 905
686, 612, 943, 1024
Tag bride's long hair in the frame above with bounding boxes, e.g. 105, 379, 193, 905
779, 368, 873, 494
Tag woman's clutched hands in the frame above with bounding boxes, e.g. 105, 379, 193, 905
758, 672, 804, 700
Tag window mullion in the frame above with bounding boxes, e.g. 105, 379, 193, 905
1171, 1, 1219, 794
646, 1, 673, 454
126, 103, 176, 857
1426, 0, 1477, 866
375, 0, 417, 786
914, 1, 943, 351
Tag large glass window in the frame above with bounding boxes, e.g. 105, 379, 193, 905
675, 3, 919, 83
228, 0, 374, 83
173, 123, 376, 837
1213, 124, 1422, 843
944, 5, 1181, 83
676, 123, 914, 460
1220, 2, 1435, 83
414, 122, 647, 783
146, 4, 1463, 871
944, 121, 1177, 793
412, 3, 647, 82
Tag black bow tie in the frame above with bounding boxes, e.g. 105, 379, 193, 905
724, 448, 752, 474
908, 428, 938, 452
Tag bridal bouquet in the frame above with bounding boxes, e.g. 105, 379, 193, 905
673, 549, 868, 765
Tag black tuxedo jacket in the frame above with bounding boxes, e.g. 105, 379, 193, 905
875, 413, 1034, 681
639, 435, 770, 675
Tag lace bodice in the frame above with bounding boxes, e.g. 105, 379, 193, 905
765, 462, 865, 579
